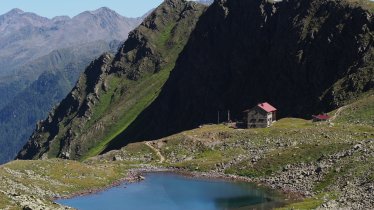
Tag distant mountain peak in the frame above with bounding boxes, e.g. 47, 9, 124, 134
4, 8, 24, 16
73, 7, 122, 20
93, 7, 112, 13
90, 7, 120, 16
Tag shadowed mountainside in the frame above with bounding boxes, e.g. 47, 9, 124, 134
104, 0, 374, 150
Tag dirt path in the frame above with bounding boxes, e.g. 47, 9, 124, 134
144, 142, 165, 163
330, 106, 347, 121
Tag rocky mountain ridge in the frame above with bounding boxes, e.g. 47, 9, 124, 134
0, 7, 141, 79
0, 6, 145, 164
104, 0, 374, 148
0, 40, 120, 164
18, 0, 374, 160
17, 0, 207, 160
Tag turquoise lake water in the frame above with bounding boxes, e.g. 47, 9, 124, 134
56, 172, 285, 210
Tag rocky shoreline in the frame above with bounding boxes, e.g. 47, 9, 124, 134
55, 166, 169, 200
3, 122, 373, 210
133, 141, 373, 209
4, 141, 373, 210
56, 139, 374, 209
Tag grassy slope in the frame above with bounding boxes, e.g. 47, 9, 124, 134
84, 19, 190, 158
333, 92, 374, 126
80, 38, 184, 159
82, 68, 173, 159
1, 92, 372, 209
0, 194, 13, 210
0, 159, 146, 209
44, 3, 205, 160
101, 93, 374, 209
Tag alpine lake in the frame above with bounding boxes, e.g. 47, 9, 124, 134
56, 172, 287, 210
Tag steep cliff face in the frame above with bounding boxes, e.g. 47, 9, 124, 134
104, 0, 374, 150
16, 0, 207, 160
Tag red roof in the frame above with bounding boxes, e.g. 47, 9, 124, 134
257, 102, 277, 113
313, 114, 331, 120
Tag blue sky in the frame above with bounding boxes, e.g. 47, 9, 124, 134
0, 0, 164, 18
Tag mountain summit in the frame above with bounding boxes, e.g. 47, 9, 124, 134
4, 8, 24, 15
90, 7, 119, 15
